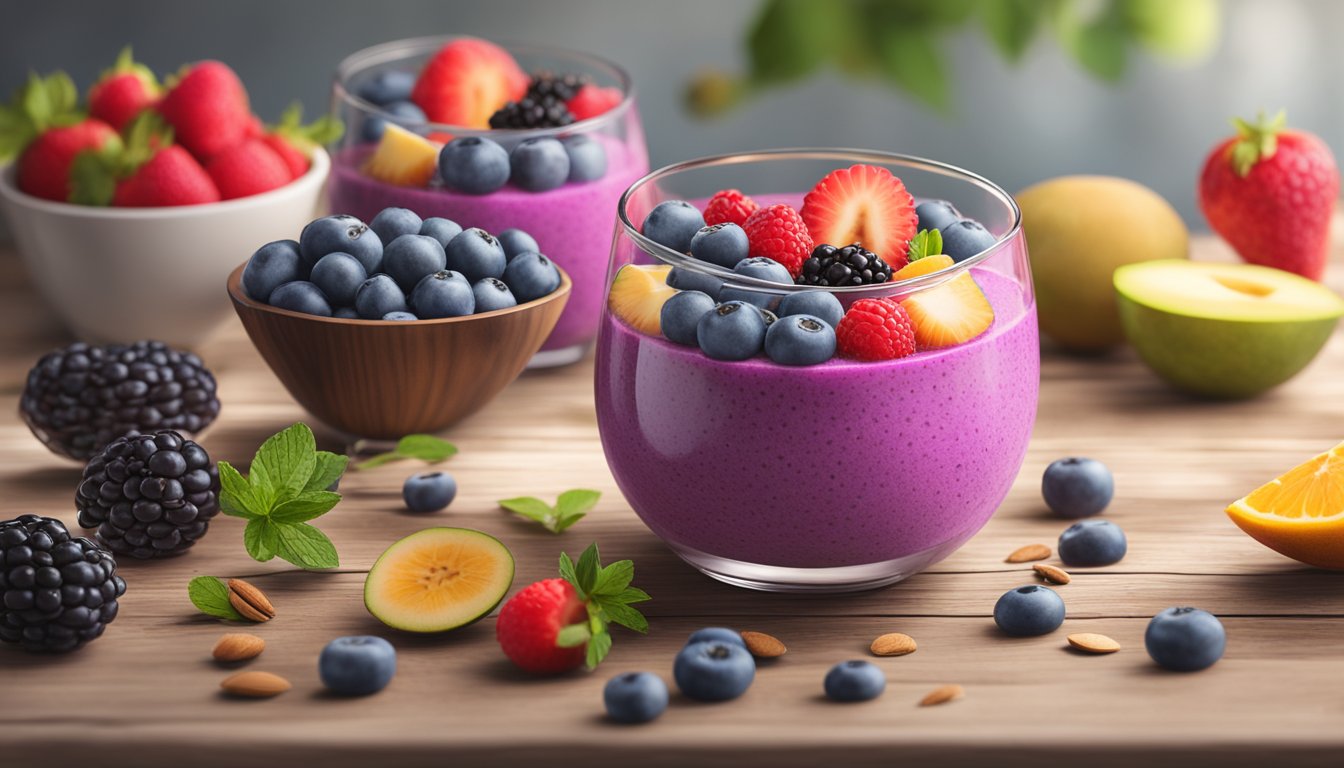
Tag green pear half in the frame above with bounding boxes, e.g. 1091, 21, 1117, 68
1114, 260, 1344, 399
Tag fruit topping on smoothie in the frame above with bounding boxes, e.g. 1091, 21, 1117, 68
607, 264, 676, 335
801, 164, 917, 269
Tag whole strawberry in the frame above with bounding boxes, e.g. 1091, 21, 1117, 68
206, 139, 291, 199
1199, 111, 1339, 280
157, 61, 250, 162
1, 72, 120, 203
258, 104, 344, 180
114, 146, 220, 207
71, 113, 220, 207
496, 543, 649, 675
89, 47, 161, 131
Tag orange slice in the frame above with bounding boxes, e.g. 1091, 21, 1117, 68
1226, 441, 1344, 569
900, 272, 994, 349
607, 264, 675, 336
894, 254, 954, 281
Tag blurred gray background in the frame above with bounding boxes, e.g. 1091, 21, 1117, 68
6, 0, 1342, 227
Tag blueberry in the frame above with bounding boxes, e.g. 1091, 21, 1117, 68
318, 635, 397, 696
777, 290, 843, 329
309, 252, 368, 307
383, 234, 448, 293
941, 218, 997, 262
439, 137, 510, 195
510, 137, 570, 192
666, 266, 723, 301
357, 69, 415, 106
823, 660, 886, 702
242, 239, 302, 303
299, 215, 383, 274
473, 278, 517, 313
354, 274, 408, 319
720, 257, 792, 308
697, 301, 766, 361
993, 585, 1065, 637
673, 641, 755, 702
1042, 457, 1114, 519
661, 291, 716, 346
362, 100, 426, 142
1145, 607, 1226, 672
418, 217, 463, 249
561, 134, 607, 182
269, 281, 332, 317
382, 311, 418, 321
497, 228, 540, 262
411, 270, 474, 318
369, 207, 423, 246
604, 671, 669, 724
641, 200, 705, 253
444, 228, 507, 282
1057, 519, 1127, 567
501, 251, 561, 303
765, 314, 836, 366
333, 306, 360, 319
685, 627, 746, 648
402, 471, 456, 513
915, 199, 961, 232
690, 223, 750, 269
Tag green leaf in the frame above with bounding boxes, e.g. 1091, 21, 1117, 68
907, 229, 944, 261
574, 543, 601, 596
748, 0, 847, 85
499, 497, 555, 525
584, 629, 613, 670
270, 490, 341, 524
597, 598, 649, 634
217, 461, 260, 519
592, 559, 634, 597
1054, 0, 1129, 81
250, 422, 317, 505
558, 551, 578, 587
555, 622, 591, 648
552, 513, 586, 534
354, 434, 457, 470
615, 586, 652, 605
981, 0, 1043, 61
187, 576, 244, 621
876, 27, 951, 111
556, 489, 601, 518
303, 451, 348, 493
243, 518, 279, 562
273, 523, 340, 569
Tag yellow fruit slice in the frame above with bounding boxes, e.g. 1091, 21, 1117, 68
1226, 441, 1344, 569
364, 528, 514, 632
607, 263, 675, 336
900, 272, 994, 349
894, 254, 955, 281
362, 124, 441, 187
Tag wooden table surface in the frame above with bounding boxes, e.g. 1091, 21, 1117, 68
2, 232, 1344, 768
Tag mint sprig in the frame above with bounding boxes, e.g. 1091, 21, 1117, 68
555, 542, 650, 670
353, 434, 457, 470
906, 229, 943, 261
499, 489, 600, 534
218, 423, 348, 569
187, 575, 244, 621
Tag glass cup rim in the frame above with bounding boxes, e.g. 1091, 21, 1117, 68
332, 35, 637, 140
616, 148, 1024, 296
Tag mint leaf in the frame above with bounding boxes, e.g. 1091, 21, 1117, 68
616, 586, 652, 605
500, 489, 599, 534
585, 629, 613, 670
597, 598, 649, 634
270, 491, 340, 524
354, 434, 457, 470
558, 551, 578, 586
218, 461, 259, 519
304, 451, 348, 493
273, 523, 339, 569
243, 518, 279, 561
250, 423, 317, 504
906, 229, 944, 262
556, 622, 591, 648
554, 543, 649, 670
499, 497, 554, 525
187, 576, 244, 621
574, 543, 600, 596
592, 559, 633, 597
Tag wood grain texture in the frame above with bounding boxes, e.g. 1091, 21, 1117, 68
2, 225, 1344, 768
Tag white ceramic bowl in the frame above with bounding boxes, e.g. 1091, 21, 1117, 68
0, 149, 329, 347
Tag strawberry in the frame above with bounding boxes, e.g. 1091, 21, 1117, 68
495, 543, 650, 675
836, 298, 917, 361
411, 38, 528, 127
71, 112, 219, 207
157, 60, 251, 162
244, 114, 264, 139
801, 164, 918, 268
901, 273, 995, 349
1198, 111, 1339, 280
566, 84, 623, 121
258, 103, 344, 179
742, 204, 814, 277
88, 47, 161, 131
206, 139, 292, 199
113, 146, 220, 207
18, 120, 120, 203
703, 188, 759, 227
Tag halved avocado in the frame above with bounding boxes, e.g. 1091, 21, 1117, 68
364, 528, 515, 633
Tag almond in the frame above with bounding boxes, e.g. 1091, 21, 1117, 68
1005, 544, 1051, 563
212, 632, 265, 662
1032, 563, 1071, 585
870, 632, 917, 657
919, 683, 964, 707
1067, 633, 1121, 654
220, 670, 291, 698
227, 578, 275, 623
740, 630, 787, 658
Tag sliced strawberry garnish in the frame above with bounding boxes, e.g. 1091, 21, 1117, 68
566, 84, 623, 121
900, 273, 995, 349
801, 164, 918, 267
411, 38, 527, 128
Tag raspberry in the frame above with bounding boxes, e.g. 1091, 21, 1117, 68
703, 189, 759, 227
743, 204, 814, 278
836, 298, 917, 361
566, 85, 623, 121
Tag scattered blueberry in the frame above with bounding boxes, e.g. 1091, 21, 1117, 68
690, 223, 750, 269
357, 69, 415, 107
1042, 457, 1114, 519
604, 671, 669, 724
661, 290, 716, 346
509, 137, 570, 192
333, 306, 360, 319
941, 218, 997, 262
418, 217, 463, 249
666, 266, 723, 301
765, 314, 836, 366
411, 270, 475, 318
777, 290, 843, 329
445, 228, 507, 282
439, 137, 510, 195
362, 99, 426, 142
502, 251, 561, 303
497, 228, 540, 262
299, 215, 383, 274
402, 471, 457, 513
354, 274, 408, 319
1057, 519, 1127, 567
242, 239, 302, 303
915, 199, 961, 232
697, 301, 767, 361
318, 635, 397, 696
1145, 607, 1226, 672
369, 207, 423, 246
382, 311, 418, 321
309, 252, 368, 307
269, 281, 332, 317
642, 200, 705, 253
823, 661, 886, 702
383, 234, 448, 293
685, 627, 746, 648
673, 641, 755, 702
473, 278, 517, 313
721, 257, 792, 308
993, 585, 1065, 637
561, 134, 607, 182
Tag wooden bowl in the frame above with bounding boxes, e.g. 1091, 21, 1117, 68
226, 264, 570, 438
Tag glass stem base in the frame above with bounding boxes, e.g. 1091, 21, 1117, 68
667, 539, 966, 594
527, 343, 590, 369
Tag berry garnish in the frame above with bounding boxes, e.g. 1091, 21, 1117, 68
525, 71, 587, 102
487, 97, 574, 130
411, 39, 529, 128
801, 164, 917, 268
742, 203, 814, 278
835, 298, 916, 361
566, 84, 623, 121
796, 243, 892, 287
703, 188, 760, 227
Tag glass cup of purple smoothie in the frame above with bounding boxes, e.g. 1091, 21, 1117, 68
595, 149, 1039, 592
328, 36, 649, 367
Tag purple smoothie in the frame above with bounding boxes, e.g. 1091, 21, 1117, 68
328, 135, 648, 353
594, 267, 1039, 570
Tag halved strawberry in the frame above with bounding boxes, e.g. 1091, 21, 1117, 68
801, 164, 917, 268
900, 273, 995, 349
411, 38, 528, 128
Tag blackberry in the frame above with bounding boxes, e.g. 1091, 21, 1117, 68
75, 430, 220, 560
20, 340, 221, 461
0, 515, 126, 653
797, 244, 892, 287
526, 71, 587, 103
488, 96, 575, 130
